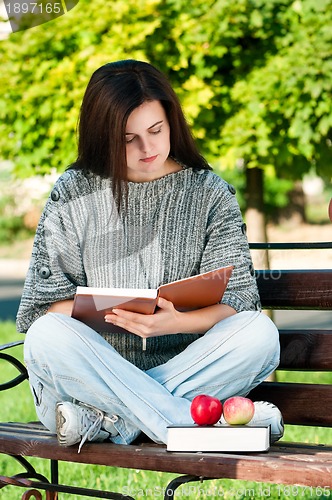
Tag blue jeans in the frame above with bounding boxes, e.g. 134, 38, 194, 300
24, 311, 279, 445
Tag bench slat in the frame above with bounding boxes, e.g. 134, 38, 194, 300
250, 382, 332, 426
256, 270, 332, 309
279, 330, 332, 371
0, 423, 331, 489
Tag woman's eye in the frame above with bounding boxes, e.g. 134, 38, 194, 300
126, 128, 162, 143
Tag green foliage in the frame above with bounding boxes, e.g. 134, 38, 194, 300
0, 163, 55, 244
0, 209, 31, 244
0, 167, 32, 243
218, 0, 332, 180
0, 0, 331, 188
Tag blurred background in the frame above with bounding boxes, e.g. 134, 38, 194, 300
0, 0, 331, 324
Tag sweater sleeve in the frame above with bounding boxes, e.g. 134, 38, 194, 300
16, 174, 87, 333
199, 179, 261, 313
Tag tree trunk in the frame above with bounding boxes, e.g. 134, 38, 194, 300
277, 180, 306, 225
245, 166, 270, 271
245, 167, 276, 382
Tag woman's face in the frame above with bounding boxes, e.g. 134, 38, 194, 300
125, 100, 177, 182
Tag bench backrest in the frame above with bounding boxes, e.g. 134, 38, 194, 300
249, 242, 332, 428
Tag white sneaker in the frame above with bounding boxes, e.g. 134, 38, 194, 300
56, 401, 119, 453
248, 401, 284, 443
219, 401, 284, 444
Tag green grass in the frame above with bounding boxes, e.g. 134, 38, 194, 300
1, 321, 331, 500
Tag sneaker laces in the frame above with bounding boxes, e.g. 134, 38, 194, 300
78, 405, 105, 453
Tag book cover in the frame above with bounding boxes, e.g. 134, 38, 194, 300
71, 265, 234, 333
166, 424, 271, 453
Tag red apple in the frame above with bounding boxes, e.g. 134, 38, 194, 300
190, 394, 223, 426
223, 396, 255, 425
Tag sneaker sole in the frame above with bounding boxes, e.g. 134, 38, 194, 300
56, 404, 71, 447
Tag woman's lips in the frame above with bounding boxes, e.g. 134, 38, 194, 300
140, 155, 158, 163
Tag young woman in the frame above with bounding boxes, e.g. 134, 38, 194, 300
17, 60, 283, 452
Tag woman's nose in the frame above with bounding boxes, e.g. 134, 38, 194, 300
140, 136, 153, 153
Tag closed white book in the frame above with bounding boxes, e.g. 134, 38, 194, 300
167, 425, 271, 453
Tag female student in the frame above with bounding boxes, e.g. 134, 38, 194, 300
17, 60, 283, 452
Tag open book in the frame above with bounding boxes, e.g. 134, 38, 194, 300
167, 424, 271, 453
71, 265, 233, 334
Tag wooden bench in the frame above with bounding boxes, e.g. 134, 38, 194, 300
0, 241, 331, 499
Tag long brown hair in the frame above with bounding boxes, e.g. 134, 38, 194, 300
73, 60, 211, 204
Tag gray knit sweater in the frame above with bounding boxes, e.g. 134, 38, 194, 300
16, 167, 260, 370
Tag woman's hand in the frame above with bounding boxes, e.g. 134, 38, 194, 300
104, 297, 182, 338
104, 297, 236, 339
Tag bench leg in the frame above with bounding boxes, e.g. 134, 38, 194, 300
164, 475, 218, 500
1, 455, 136, 498
0, 455, 59, 499
21, 489, 43, 499
1, 474, 136, 498
21, 488, 57, 499
51, 460, 59, 486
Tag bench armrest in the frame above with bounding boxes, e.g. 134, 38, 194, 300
0, 340, 28, 391
0, 340, 24, 351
